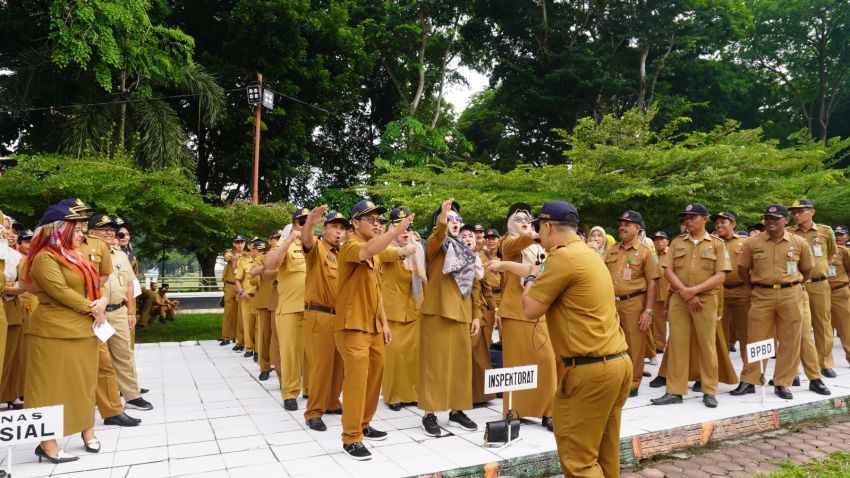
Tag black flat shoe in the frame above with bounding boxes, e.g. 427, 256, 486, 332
775, 386, 793, 400
692, 381, 702, 393
650, 393, 682, 405
542, 416, 553, 432
649, 376, 666, 388
219, 339, 231, 346
104, 412, 140, 427
821, 368, 837, 378
6, 401, 22, 410
809, 379, 831, 395
35, 445, 78, 464
232, 344, 244, 352
325, 408, 343, 415
253, 351, 258, 362
139, 388, 149, 394
306, 417, 327, 431
730, 383, 755, 395
258, 371, 270, 381
642, 371, 651, 377
387, 402, 402, 411
283, 398, 298, 411
243, 351, 253, 358
656, 348, 664, 354
629, 387, 638, 398
703, 394, 717, 408
80, 433, 101, 453
769, 376, 801, 387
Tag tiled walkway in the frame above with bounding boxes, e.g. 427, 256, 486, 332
4, 339, 850, 478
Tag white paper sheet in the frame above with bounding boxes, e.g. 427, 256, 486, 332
132, 278, 142, 298
93, 320, 116, 343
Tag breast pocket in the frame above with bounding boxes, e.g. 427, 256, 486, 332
288, 250, 307, 272
672, 249, 688, 268
701, 251, 717, 271
753, 251, 768, 262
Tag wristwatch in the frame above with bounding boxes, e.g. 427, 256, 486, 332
644, 308, 654, 316
522, 275, 537, 288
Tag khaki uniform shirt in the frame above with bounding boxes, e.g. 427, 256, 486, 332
738, 231, 813, 285
276, 239, 306, 314
304, 239, 339, 310
719, 234, 748, 300
656, 248, 670, 302
422, 222, 473, 323
335, 235, 382, 333
499, 234, 539, 321
379, 246, 419, 323
828, 245, 850, 286
527, 236, 628, 359
604, 240, 660, 296
254, 254, 276, 311
102, 247, 133, 306
28, 252, 96, 339
788, 223, 837, 279
662, 233, 731, 294
480, 252, 502, 311
235, 254, 257, 295
80, 235, 114, 278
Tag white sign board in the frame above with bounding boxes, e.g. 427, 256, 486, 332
484, 365, 538, 394
0, 406, 63, 445
746, 338, 776, 362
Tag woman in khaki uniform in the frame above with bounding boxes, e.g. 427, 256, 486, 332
23, 199, 109, 464
1, 229, 33, 408
380, 207, 424, 410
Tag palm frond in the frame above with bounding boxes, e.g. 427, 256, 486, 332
178, 64, 226, 127
131, 99, 193, 170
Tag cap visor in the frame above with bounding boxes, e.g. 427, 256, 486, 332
353, 206, 388, 219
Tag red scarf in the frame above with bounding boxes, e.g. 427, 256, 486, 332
25, 221, 101, 301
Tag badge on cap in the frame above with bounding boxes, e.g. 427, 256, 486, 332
397, 210, 406, 218
769, 206, 777, 213
686, 204, 693, 211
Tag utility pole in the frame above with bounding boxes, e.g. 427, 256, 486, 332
252, 72, 262, 205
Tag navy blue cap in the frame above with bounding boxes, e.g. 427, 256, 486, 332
350, 200, 387, 220
269, 229, 284, 238
38, 198, 92, 226
835, 225, 848, 235
618, 210, 643, 225
652, 231, 668, 239
736, 230, 748, 236
763, 204, 788, 218
19, 229, 34, 240
256, 241, 270, 252
232, 234, 248, 242
389, 207, 411, 223
710, 211, 737, 222
788, 199, 814, 210
88, 213, 118, 229
473, 224, 485, 233
679, 203, 709, 217
292, 207, 310, 220
507, 202, 532, 220
533, 201, 579, 224
484, 228, 500, 238
324, 210, 351, 227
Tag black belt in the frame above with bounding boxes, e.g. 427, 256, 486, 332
832, 283, 849, 291
615, 290, 646, 302
563, 351, 627, 367
724, 283, 745, 289
809, 276, 828, 283
752, 281, 801, 289
224, 280, 236, 285
305, 304, 336, 315
492, 288, 502, 293
105, 303, 125, 312
247, 293, 255, 297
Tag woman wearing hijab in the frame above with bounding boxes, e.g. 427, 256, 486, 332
587, 226, 607, 257
492, 203, 557, 431
419, 199, 482, 437
460, 224, 495, 405
23, 199, 109, 464
380, 207, 426, 411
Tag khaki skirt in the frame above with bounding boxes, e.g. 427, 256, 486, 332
383, 319, 420, 404
418, 315, 471, 412
500, 318, 557, 418
25, 335, 98, 436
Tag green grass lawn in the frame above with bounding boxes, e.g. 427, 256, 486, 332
135, 313, 223, 343
766, 452, 850, 477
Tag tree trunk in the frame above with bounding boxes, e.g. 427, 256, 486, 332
118, 68, 127, 150
195, 252, 219, 291
410, 10, 430, 115
816, 39, 828, 143
637, 45, 649, 112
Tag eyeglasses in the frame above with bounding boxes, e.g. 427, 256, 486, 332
116, 232, 128, 239
93, 227, 115, 234
513, 216, 532, 224
447, 215, 463, 223
356, 216, 386, 225
296, 218, 306, 226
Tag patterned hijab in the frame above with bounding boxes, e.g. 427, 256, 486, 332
25, 220, 100, 301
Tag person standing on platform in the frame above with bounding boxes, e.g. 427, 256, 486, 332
522, 200, 631, 478
788, 199, 839, 378
380, 207, 424, 411
336, 200, 412, 461
604, 211, 659, 397
651, 203, 729, 408
828, 226, 850, 367
731, 204, 830, 399
712, 211, 750, 358
301, 206, 347, 431
220, 235, 246, 346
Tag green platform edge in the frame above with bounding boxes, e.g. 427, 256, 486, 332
408, 394, 850, 478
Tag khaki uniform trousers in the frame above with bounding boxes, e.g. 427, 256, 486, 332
656, 323, 738, 385
96, 341, 124, 419
617, 296, 648, 388
239, 296, 257, 352
106, 307, 141, 401
798, 290, 822, 380
666, 294, 719, 395
830, 285, 850, 364
722, 294, 750, 362
335, 329, 384, 445
235, 298, 245, 346
651, 300, 667, 351
257, 309, 274, 372
806, 280, 834, 368
221, 284, 238, 339
276, 311, 307, 399
741, 286, 804, 387
554, 354, 631, 478
303, 310, 343, 420
0, 323, 24, 402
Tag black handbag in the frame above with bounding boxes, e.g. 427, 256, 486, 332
484, 411, 520, 446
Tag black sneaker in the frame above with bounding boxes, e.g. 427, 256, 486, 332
125, 397, 153, 411
343, 442, 371, 461
139, 388, 149, 394
362, 426, 388, 441
253, 351, 258, 362
283, 398, 298, 411
541, 416, 553, 432
421, 413, 441, 437
258, 371, 270, 381
243, 350, 253, 358
233, 344, 245, 352
306, 417, 327, 431
219, 339, 230, 346
448, 411, 477, 431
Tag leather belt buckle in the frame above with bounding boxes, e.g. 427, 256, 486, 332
773, 284, 781, 289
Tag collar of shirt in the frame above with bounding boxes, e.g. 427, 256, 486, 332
684, 232, 711, 244
617, 240, 639, 251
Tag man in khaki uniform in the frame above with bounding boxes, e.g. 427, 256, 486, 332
220, 235, 246, 346
651, 203, 730, 408
235, 240, 260, 358
650, 231, 670, 354
605, 211, 659, 397
336, 200, 413, 461
138, 282, 159, 327
788, 199, 839, 377
264, 208, 310, 411
87, 214, 153, 412
711, 211, 750, 360
301, 206, 347, 432
481, 228, 503, 342
522, 200, 631, 478
732, 204, 830, 399
251, 231, 281, 381
828, 225, 850, 366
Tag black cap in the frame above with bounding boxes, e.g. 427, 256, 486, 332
618, 210, 643, 225
763, 204, 788, 218
389, 207, 411, 223
788, 199, 814, 210
350, 200, 388, 220
473, 224, 485, 233
747, 223, 766, 232
835, 225, 848, 235
533, 201, 579, 224
324, 210, 351, 228
431, 201, 461, 227
292, 207, 310, 221
460, 223, 477, 234
232, 234, 248, 242
679, 203, 709, 217
38, 198, 93, 226
507, 202, 532, 220
652, 231, 668, 239
88, 213, 118, 229
19, 229, 34, 240
256, 241, 270, 252
710, 211, 737, 222
269, 229, 284, 239
484, 228, 500, 238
